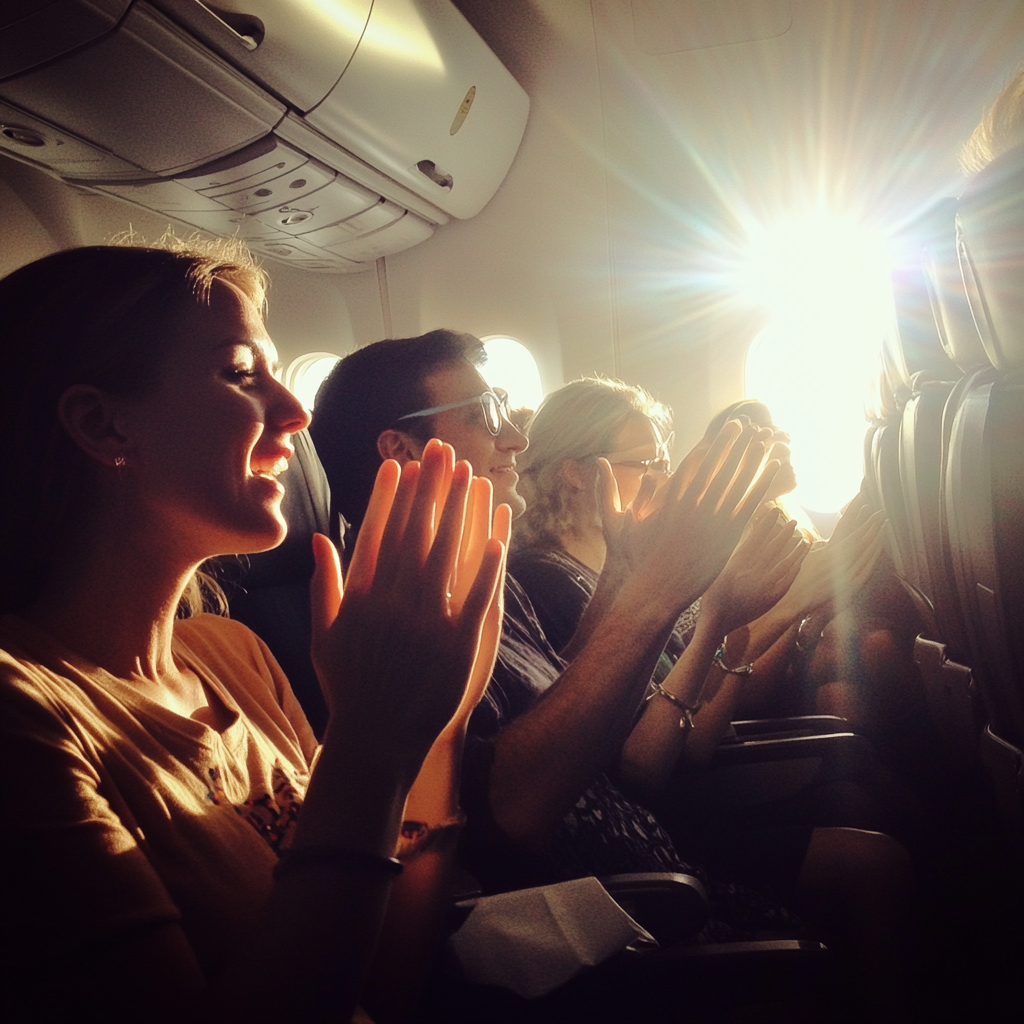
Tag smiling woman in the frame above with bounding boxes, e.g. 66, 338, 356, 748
0, 239, 508, 1022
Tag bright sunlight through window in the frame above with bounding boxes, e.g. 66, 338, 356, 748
480, 336, 544, 413
285, 352, 341, 412
741, 213, 892, 514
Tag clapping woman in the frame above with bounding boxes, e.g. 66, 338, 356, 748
0, 241, 508, 1023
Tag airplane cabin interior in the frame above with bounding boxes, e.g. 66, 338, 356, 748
2, 1, 1023, 1020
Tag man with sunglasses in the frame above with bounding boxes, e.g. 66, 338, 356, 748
310, 329, 778, 895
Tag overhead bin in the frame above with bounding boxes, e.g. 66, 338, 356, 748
146, 0, 372, 114
304, 0, 530, 219
0, 0, 528, 271
0, 2, 284, 177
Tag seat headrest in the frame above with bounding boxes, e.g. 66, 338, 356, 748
918, 198, 989, 372
887, 205, 962, 387
957, 140, 1024, 371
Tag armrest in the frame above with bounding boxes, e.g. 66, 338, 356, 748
597, 871, 709, 946
726, 715, 851, 741
710, 730, 873, 767
449, 871, 709, 949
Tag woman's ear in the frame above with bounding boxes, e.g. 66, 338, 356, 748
57, 385, 130, 468
377, 429, 424, 465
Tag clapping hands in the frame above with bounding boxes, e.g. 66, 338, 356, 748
309, 439, 509, 785
702, 506, 809, 634
778, 495, 885, 623
599, 418, 783, 615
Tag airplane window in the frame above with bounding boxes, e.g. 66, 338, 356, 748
284, 352, 341, 412
741, 213, 892, 517
480, 335, 544, 413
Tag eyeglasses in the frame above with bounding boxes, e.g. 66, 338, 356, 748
396, 389, 511, 437
599, 438, 672, 476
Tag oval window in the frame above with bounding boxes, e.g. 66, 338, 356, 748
284, 352, 341, 412
480, 336, 544, 416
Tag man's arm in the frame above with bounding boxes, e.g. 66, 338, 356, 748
488, 422, 780, 847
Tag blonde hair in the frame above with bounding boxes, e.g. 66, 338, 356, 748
961, 67, 1024, 174
515, 376, 670, 550
1, 233, 265, 616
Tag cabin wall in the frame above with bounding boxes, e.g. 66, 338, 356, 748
1, 0, 1023, 459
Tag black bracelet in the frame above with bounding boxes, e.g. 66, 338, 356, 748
795, 616, 824, 655
273, 846, 404, 881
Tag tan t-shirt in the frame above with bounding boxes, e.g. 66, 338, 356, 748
0, 613, 319, 980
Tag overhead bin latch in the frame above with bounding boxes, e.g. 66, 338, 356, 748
416, 160, 454, 191
197, 3, 265, 51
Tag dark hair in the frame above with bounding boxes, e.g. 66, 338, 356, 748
310, 329, 485, 532
703, 399, 772, 442
0, 239, 265, 614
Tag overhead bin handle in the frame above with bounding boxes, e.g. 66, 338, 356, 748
195, 2, 265, 51
416, 160, 454, 191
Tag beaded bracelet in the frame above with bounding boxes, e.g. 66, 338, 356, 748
273, 846, 403, 880
646, 680, 702, 731
713, 639, 755, 676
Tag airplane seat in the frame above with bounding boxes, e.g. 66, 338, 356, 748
863, 241, 957, 583
920, 196, 991, 375
944, 141, 1024, 845
899, 375, 958, 632
865, 417, 912, 579
216, 428, 333, 738
872, 200, 990, 774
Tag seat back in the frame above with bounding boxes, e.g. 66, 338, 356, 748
919, 196, 990, 373
899, 376, 962, 645
957, 141, 1024, 372
943, 142, 1024, 821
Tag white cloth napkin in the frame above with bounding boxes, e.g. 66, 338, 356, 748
447, 876, 658, 998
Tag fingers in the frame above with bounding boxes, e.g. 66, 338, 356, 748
630, 472, 660, 518
703, 426, 766, 515
310, 532, 343, 643
667, 435, 716, 503
458, 536, 507, 640
401, 440, 456, 573
492, 501, 513, 550
424, 459, 472, 598
344, 460, 400, 595
675, 419, 744, 506
830, 488, 873, 545
374, 459, 421, 590
733, 458, 781, 524
774, 534, 810, 585
760, 515, 799, 563
450, 472, 492, 609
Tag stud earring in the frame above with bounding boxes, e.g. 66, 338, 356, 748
114, 456, 126, 468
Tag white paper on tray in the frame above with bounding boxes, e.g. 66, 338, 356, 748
446, 875, 657, 998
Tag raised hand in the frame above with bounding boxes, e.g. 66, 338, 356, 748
828, 485, 874, 547
601, 419, 782, 614
702, 507, 808, 634
778, 509, 886, 621
444, 477, 512, 737
309, 439, 506, 786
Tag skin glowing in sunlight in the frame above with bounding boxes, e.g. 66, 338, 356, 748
741, 213, 893, 514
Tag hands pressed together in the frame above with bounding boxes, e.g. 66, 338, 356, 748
309, 439, 510, 787
598, 418, 784, 615
601, 419, 886, 638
